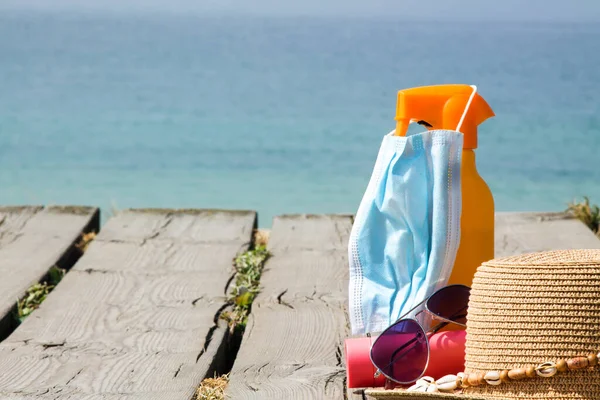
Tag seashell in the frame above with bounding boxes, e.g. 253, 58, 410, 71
420, 377, 435, 385
406, 382, 427, 392
437, 374, 458, 392
484, 371, 502, 386
426, 383, 439, 393
407, 377, 435, 392
588, 353, 598, 367
536, 362, 557, 378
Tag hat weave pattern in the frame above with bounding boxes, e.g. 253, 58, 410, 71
463, 249, 600, 399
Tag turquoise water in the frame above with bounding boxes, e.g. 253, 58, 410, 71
1, 12, 600, 227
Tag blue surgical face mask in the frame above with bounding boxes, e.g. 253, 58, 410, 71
348, 127, 464, 336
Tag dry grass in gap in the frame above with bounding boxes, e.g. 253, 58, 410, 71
253, 228, 270, 247
567, 196, 600, 237
195, 375, 229, 400
76, 231, 97, 253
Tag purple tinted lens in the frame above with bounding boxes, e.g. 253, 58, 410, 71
427, 284, 470, 324
370, 319, 428, 384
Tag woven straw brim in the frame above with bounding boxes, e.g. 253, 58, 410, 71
364, 388, 487, 399
462, 249, 600, 399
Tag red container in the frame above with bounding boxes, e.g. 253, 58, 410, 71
345, 329, 466, 388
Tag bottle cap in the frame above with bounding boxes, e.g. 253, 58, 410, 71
395, 84, 494, 149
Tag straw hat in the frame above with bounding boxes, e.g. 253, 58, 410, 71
365, 249, 600, 400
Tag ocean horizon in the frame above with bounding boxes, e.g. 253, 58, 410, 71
1, 11, 599, 227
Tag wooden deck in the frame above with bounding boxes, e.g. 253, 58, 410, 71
0, 207, 598, 399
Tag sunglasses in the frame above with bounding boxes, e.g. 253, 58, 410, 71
369, 284, 471, 385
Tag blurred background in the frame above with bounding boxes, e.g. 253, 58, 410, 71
1, 1, 599, 227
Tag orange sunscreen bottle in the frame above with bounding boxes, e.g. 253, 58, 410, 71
394, 84, 495, 287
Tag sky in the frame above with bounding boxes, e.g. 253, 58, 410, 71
2, 0, 600, 21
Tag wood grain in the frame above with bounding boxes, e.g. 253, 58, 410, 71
226, 214, 353, 400
495, 212, 600, 257
0, 209, 256, 399
0, 205, 99, 340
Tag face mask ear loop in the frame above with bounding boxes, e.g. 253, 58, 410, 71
455, 84, 477, 133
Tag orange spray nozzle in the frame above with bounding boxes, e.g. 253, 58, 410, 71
394, 84, 494, 149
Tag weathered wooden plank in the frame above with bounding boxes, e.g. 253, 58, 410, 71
226, 214, 353, 400
0, 208, 256, 399
0, 205, 99, 341
495, 212, 600, 257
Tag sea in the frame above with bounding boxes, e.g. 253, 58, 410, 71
1, 11, 599, 227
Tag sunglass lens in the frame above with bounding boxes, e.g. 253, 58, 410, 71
370, 319, 429, 384
427, 284, 471, 324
